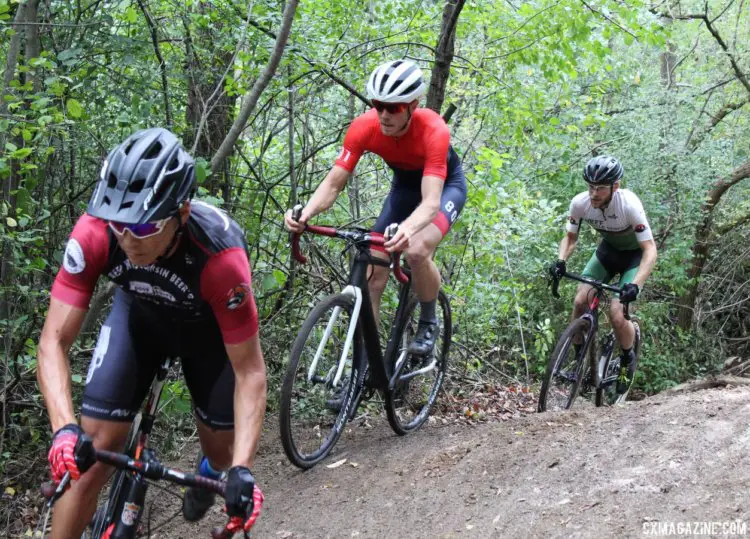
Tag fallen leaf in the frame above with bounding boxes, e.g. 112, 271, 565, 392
349, 462, 359, 468
327, 458, 347, 469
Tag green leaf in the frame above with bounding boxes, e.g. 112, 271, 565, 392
71, 374, 83, 384
66, 98, 83, 118
6, 217, 17, 227
125, 6, 138, 23
195, 158, 211, 183
262, 273, 278, 291
10, 148, 32, 159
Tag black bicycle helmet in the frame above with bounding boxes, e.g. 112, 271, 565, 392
87, 128, 196, 223
583, 155, 624, 185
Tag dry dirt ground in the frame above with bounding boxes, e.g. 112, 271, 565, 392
148, 385, 750, 539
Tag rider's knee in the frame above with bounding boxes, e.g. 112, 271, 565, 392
405, 242, 433, 268
82, 417, 132, 452
609, 303, 628, 327
368, 263, 390, 291
573, 293, 588, 311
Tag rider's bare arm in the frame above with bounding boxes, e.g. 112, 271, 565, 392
37, 298, 86, 431
401, 175, 443, 236
226, 334, 267, 469
632, 239, 657, 287
304, 165, 351, 220
558, 231, 579, 261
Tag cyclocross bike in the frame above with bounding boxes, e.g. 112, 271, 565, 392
39, 356, 262, 539
537, 271, 641, 412
279, 206, 452, 469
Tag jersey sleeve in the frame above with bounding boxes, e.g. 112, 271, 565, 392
50, 214, 110, 309
200, 248, 259, 344
625, 193, 654, 242
334, 114, 372, 172
423, 123, 450, 180
565, 196, 585, 234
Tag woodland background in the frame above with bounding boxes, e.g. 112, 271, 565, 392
1, 0, 748, 532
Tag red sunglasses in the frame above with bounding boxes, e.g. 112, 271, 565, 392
371, 100, 408, 114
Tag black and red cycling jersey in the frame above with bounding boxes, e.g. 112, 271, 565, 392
51, 201, 258, 345
334, 108, 455, 180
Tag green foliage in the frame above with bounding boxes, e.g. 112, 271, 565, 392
1, 2, 749, 524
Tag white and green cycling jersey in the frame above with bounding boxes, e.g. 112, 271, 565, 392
565, 189, 653, 251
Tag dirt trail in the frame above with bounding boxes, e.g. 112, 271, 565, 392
164, 386, 750, 538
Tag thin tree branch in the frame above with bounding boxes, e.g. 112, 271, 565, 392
673, 7, 750, 95
229, 1, 369, 105
136, 0, 172, 128
211, 0, 299, 170
580, 0, 638, 39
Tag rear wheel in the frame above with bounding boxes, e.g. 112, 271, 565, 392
538, 318, 592, 412
385, 290, 451, 435
280, 293, 364, 469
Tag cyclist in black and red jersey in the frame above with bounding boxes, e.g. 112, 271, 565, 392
285, 60, 467, 385
37, 128, 266, 537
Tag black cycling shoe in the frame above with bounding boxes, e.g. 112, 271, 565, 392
182, 457, 217, 521
615, 349, 636, 395
407, 320, 439, 356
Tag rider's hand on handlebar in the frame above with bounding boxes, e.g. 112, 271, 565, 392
384, 223, 411, 253
549, 259, 566, 280
284, 207, 309, 234
48, 424, 95, 482
225, 466, 264, 532
619, 283, 639, 304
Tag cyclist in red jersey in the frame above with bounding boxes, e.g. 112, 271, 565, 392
37, 128, 266, 537
285, 60, 467, 370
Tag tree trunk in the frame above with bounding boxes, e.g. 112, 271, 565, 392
676, 161, 750, 329
425, 0, 465, 114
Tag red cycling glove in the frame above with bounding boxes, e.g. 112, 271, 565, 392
48, 424, 95, 482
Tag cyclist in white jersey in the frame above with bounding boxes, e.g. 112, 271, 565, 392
549, 155, 658, 394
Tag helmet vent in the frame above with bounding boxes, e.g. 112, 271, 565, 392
402, 81, 421, 95
120, 201, 134, 209
143, 141, 162, 160
103, 195, 111, 205
168, 156, 179, 171
107, 173, 118, 189
128, 179, 146, 193
123, 140, 136, 155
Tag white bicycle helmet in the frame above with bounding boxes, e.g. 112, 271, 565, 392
366, 60, 426, 103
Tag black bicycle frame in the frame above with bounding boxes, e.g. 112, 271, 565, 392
347, 246, 413, 392
552, 271, 630, 387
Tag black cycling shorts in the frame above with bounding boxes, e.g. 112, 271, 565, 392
82, 290, 235, 430
373, 146, 467, 239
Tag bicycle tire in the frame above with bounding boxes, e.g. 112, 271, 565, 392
595, 317, 642, 406
279, 293, 365, 469
385, 290, 451, 435
538, 318, 592, 412
86, 414, 142, 539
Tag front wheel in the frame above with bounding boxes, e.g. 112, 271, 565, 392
86, 413, 142, 539
538, 318, 593, 412
279, 293, 364, 469
385, 290, 451, 435
596, 318, 642, 406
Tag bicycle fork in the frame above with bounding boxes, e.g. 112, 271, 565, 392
307, 286, 362, 388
